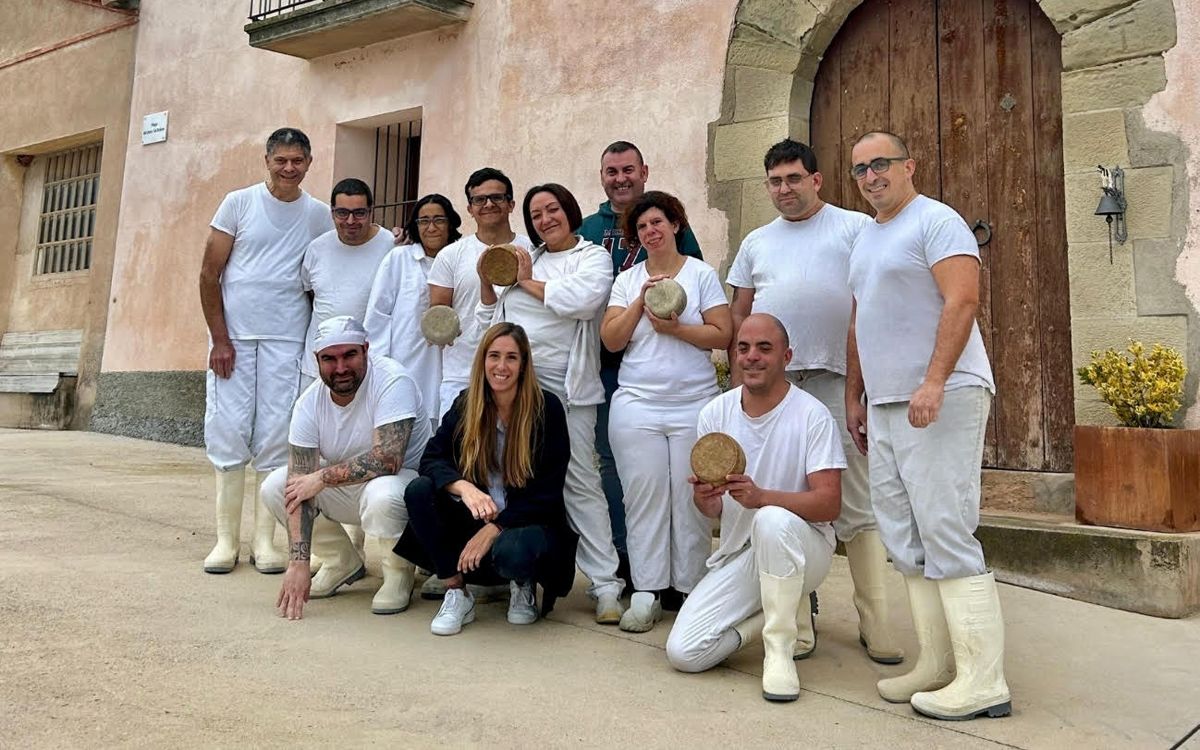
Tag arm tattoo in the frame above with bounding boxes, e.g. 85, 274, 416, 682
320, 418, 414, 488
287, 445, 320, 561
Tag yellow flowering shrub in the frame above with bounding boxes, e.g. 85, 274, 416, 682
1077, 341, 1187, 428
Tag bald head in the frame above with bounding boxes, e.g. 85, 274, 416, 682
853, 130, 909, 158
740, 313, 789, 349
735, 314, 792, 395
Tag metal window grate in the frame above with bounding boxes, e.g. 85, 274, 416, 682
248, 0, 323, 22
372, 119, 422, 231
35, 143, 103, 276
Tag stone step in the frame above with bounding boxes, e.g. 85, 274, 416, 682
978, 510, 1200, 618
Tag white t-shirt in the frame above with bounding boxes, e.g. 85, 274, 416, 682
210, 183, 332, 341
427, 233, 534, 386
299, 228, 393, 376
485, 238, 614, 400
364, 243, 441, 419
847, 195, 995, 405
289, 354, 431, 470
608, 256, 725, 400
727, 204, 870, 374
699, 385, 845, 569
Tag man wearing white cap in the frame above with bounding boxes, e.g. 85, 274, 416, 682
266, 316, 432, 619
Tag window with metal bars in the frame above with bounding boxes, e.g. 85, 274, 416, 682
372, 119, 421, 231
34, 143, 102, 275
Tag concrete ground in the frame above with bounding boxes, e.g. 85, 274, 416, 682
1, 429, 1198, 749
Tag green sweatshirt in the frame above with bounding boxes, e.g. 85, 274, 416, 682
578, 200, 704, 369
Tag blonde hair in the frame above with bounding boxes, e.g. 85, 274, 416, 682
457, 322, 544, 488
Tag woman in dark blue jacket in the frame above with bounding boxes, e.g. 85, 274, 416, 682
397, 322, 577, 635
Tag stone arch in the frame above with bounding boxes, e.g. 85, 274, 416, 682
709, 0, 1193, 426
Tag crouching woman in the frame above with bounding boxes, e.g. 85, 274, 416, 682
396, 322, 578, 635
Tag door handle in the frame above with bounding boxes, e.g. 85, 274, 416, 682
972, 219, 992, 247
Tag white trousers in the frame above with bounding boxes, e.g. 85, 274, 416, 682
666, 507, 833, 673
438, 380, 466, 420
609, 389, 710, 593
261, 465, 417, 540
786, 370, 874, 542
867, 386, 991, 579
546, 385, 622, 599
205, 339, 302, 472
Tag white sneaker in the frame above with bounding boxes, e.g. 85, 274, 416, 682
619, 592, 663, 633
431, 588, 475, 636
508, 581, 539, 625
595, 591, 624, 624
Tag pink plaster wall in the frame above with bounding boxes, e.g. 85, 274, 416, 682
101, 0, 736, 372
1144, 6, 1200, 428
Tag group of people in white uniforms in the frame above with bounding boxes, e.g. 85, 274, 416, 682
197, 126, 1010, 721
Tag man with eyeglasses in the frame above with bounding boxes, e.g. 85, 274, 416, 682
845, 131, 1010, 721
199, 127, 333, 577
726, 138, 904, 667
578, 140, 704, 602
300, 178, 394, 392
428, 168, 534, 420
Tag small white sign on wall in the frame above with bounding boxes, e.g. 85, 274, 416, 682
142, 111, 168, 145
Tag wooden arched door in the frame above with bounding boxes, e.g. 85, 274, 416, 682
811, 0, 1074, 472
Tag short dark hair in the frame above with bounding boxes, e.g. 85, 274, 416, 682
464, 167, 513, 201
602, 140, 644, 165
622, 190, 689, 250
330, 178, 373, 207
266, 127, 312, 158
764, 138, 818, 173
522, 184, 583, 246
404, 193, 463, 247
853, 130, 910, 158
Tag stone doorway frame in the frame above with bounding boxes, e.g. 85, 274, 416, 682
708, 0, 1194, 426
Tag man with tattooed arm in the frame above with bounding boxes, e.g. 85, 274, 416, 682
261, 316, 431, 619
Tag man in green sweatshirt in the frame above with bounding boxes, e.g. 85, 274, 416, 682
579, 140, 703, 603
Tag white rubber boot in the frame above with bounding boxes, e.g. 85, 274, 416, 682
760, 573, 805, 702
309, 515, 366, 598
877, 575, 955, 703
203, 468, 245, 574
345, 523, 366, 563
733, 612, 765, 650
249, 471, 287, 574
371, 537, 415, 615
911, 573, 1012, 720
845, 530, 905, 664
793, 590, 817, 660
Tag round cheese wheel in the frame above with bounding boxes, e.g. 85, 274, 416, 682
690, 432, 747, 486
420, 305, 461, 346
480, 244, 521, 286
644, 278, 687, 319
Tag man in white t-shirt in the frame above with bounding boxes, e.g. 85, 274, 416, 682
428, 168, 534, 419
666, 314, 844, 703
199, 128, 333, 576
267, 316, 431, 620
300, 178, 394, 391
727, 138, 903, 666
299, 177, 396, 577
845, 131, 1010, 721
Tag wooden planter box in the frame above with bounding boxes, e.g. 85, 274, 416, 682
1074, 425, 1200, 532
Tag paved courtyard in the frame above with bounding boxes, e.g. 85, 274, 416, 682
1, 429, 1198, 749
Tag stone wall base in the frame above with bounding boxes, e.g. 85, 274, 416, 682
90, 370, 204, 446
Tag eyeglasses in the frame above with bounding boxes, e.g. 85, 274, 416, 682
416, 217, 448, 228
467, 193, 512, 207
764, 173, 813, 190
849, 157, 908, 180
332, 208, 371, 220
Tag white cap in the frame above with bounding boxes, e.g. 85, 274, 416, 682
314, 315, 367, 352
